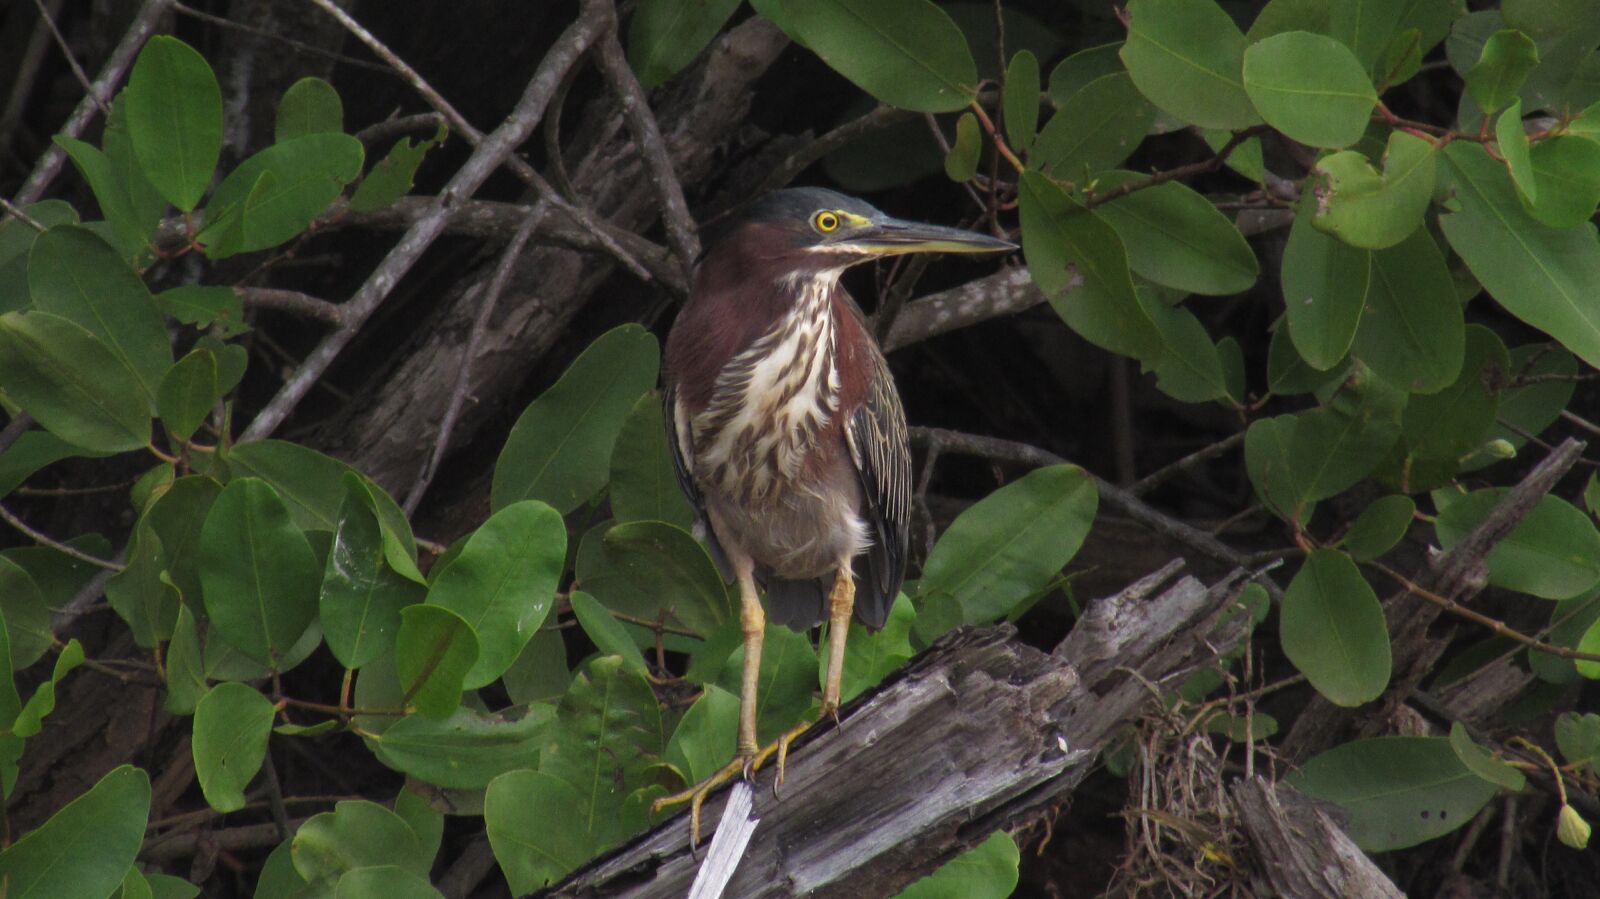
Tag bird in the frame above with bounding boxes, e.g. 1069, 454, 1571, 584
650, 186, 1015, 841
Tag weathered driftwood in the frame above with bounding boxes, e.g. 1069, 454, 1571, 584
541, 562, 1330, 898
1232, 778, 1403, 899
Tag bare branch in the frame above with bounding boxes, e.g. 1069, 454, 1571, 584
15, 0, 175, 206
242, 0, 614, 442
594, 22, 700, 275
403, 207, 547, 515
0, 503, 124, 571
31, 0, 107, 115
238, 287, 344, 326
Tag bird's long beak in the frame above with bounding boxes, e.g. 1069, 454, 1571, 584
835, 217, 1017, 257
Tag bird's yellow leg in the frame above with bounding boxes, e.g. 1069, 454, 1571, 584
650, 565, 764, 846
751, 567, 854, 785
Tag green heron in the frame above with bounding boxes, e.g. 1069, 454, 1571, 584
651, 187, 1014, 838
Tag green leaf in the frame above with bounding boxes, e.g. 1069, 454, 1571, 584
201, 133, 364, 258
125, 36, 222, 211
165, 604, 207, 714
371, 705, 552, 789
0, 311, 151, 452
193, 681, 274, 812
1465, 29, 1540, 113
1243, 31, 1378, 148
1017, 171, 1162, 360
570, 591, 649, 676
1555, 712, 1600, 768
540, 655, 665, 852
348, 124, 446, 214
627, 0, 744, 88
484, 770, 594, 893
1141, 292, 1231, 404
53, 135, 158, 261
425, 501, 563, 688
146, 872, 199, 899
335, 866, 442, 899
502, 627, 569, 706
321, 477, 425, 670
1003, 50, 1041, 152
1090, 170, 1258, 295
1497, 99, 1537, 202
12, 638, 81, 738
1244, 415, 1311, 523
607, 394, 694, 530
394, 605, 480, 718
1313, 131, 1438, 249
275, 77, 343, 142
0, 558, 46, 676
917, 464, 1097, 626
1294, 369, 1406, 501
782, 0, 977, 113
492, 324, 660, 514
1047, 42, 1123, 106
158, 348, 219, 442
894, 831, 1020, 899
143, 474, 222, 605
841, 592, 915, 702
293, 801, 426, 885
154, 285, 246, 336
0, 431, 108, 498
1031, 73, 1155, 177
394, 788, 443, 866
1524, 136, 1600, 228
1448, 722, 1527, 791
1435, 490, 1600, 599
1290, 736, 1500, 851
1401, 325, 1506, 460
1120, 0, 1259, 129
28, 225, 171, 405
226, 440, 420, 577
583, 520, 734, 641
0, 765, 148, 898
1580, 617, 1600, 679
1280, 550, 1391, 707
663, 684, 740, 784
944, 111, 981, 183
1281, 210, 1370, 370
1342, 494, 1415, 561
105, 520, 178, 647
716, 623, 818, 743
199, 478, 320, 664
253, 839, 309, 899
1352, 228, 1465, 394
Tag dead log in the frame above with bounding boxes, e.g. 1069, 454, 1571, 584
1232, 778, 1403, 899
541, 562, 1346, 898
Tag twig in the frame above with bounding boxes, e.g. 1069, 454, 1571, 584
237, 287, 345, 326
403, 210, 546, 515
353, 112, 448, 147
170, 2, 392, 74
1371, 561, 1600, 663
593, 22, 700, 275
15, 0, 174, 206
1083, 125, 1271, 210
907, 426, 1271, 585
32, 0, 107, 115
0, 503, 124, 571
0, 197, 48, 232
242, 0, 613, 442
752, 106, 915, 198
1129, 432, 1247, 497
0, 0, 62, 163
878, 265, 1042, 353
304, 0, 651, 283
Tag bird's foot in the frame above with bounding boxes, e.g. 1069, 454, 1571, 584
748, 701, 840, 790
650, 750, 753, 848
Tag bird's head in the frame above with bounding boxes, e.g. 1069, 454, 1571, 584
702, 187, 1016, 283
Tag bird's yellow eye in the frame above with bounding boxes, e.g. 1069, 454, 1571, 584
814, 211, 840, 233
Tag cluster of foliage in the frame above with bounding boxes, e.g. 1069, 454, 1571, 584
7, 0, 1600, 895
632, 0, 1600, 873
0, 24, 1092, 899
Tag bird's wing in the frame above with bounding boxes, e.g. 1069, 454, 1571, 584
844, 349, 911, 629
663, 386, 733, 580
